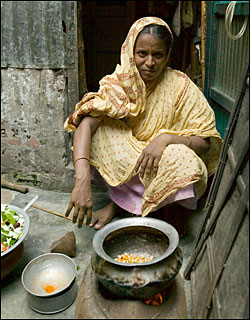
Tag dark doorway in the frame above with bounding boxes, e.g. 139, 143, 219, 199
81, 1, 149, 92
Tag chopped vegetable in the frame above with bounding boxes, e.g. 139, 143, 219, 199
1, 242, 8, 252
1, 205, 24, 254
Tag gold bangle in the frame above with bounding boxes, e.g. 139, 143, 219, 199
74, 156, 90, 165
186, 136, 192, 148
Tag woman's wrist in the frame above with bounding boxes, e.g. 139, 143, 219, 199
75, 172, 90, 182
74, 159, 90, 179
159, 133, 192, 148
159, 133, 173, 147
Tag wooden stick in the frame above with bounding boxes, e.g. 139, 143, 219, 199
1, 178, 29, 193
31, 203, 72, 221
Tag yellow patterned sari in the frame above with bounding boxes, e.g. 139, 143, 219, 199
64, 17, 222, 217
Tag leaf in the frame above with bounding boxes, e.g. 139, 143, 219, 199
1, 227, 9, 236
5, 212, 15, 225
1, 211, 7, 222
10, 238, 16, 246
1, 233, 6, 242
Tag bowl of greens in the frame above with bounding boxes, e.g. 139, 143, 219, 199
1, 204, 30, 278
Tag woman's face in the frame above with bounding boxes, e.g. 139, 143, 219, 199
134, 33, 167, 84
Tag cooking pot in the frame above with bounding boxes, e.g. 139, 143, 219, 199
21, 253, 77, 314
91, 217, 183, 299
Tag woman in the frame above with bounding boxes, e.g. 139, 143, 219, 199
64, 17, 222, 230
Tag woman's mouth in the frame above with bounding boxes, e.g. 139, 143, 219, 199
142, 70, 156, 74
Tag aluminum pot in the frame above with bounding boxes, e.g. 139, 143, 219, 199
91, 217, 183, 299
21, 253, 77, 314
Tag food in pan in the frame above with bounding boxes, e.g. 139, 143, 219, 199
114, 252, 154, 263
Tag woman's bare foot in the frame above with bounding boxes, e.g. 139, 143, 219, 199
89, 202, 117, 230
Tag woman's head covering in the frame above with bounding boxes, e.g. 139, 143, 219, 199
65, 17, 174, 131
119, 16, 173, 79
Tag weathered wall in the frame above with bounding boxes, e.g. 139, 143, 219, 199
1, 68, 73, 191
1, 1, 85, 192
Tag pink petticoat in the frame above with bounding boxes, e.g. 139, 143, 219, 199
91, 167, 197, 216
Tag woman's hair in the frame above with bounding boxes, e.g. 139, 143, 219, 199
136, 24, 173, 48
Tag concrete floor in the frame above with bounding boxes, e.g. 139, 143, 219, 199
1, 184, 206, 319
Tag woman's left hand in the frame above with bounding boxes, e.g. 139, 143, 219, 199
134, 134, 171, 179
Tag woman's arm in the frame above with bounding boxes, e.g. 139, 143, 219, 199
134, 133, 210, 179
65, 116, 100, 228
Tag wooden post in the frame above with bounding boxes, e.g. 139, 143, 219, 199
201, 1, 206, 92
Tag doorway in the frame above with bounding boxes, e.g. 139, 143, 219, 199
81, 1, 149, 92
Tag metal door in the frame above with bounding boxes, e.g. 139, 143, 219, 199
204, 1, 249, 137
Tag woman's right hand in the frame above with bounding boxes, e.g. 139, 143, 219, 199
65, 169, 93, 228
65, 116, 101, 227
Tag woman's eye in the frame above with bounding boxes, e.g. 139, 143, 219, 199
154, 53, 164, 58
138, 51, 146, 57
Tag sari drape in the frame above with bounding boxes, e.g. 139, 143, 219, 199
64, 17, 222, 217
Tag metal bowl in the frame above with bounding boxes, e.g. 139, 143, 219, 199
21, 253, 77, 314
1, 204, 30, 279
91, 217, 183, 299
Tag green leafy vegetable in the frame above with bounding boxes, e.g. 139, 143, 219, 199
1, 205, 25, 254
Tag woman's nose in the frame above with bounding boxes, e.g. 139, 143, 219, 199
145, 56, 155, 67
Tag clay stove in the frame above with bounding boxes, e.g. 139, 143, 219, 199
75, 218, 187, 319
75, 264, 187, 319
